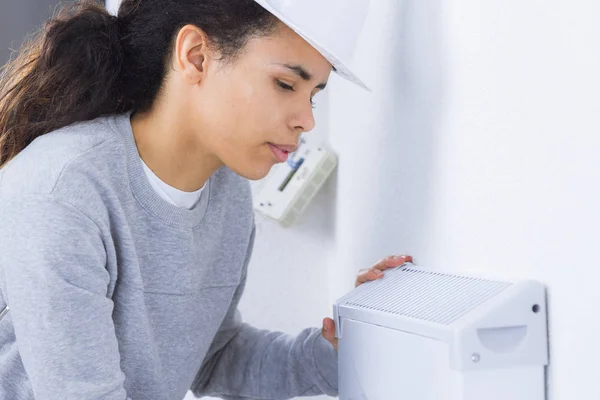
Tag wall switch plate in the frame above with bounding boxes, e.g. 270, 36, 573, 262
253, 140, 337, 227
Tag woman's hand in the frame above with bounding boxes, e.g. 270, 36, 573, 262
321, 255, 413, 351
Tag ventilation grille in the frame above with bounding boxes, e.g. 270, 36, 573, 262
341, 267, 512, 325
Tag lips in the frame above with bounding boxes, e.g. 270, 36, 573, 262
268, 143, 290, 162
269, 143, 298, 153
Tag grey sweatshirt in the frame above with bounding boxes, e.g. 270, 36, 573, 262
0, 112, 338, 400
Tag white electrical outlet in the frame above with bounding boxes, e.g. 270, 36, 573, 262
253, 139, 337, 227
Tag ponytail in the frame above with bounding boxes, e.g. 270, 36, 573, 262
0, 1, 126, 168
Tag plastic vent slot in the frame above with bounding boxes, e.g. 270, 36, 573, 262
342, 267, 512, 325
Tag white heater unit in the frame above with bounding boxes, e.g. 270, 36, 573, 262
333, 264, 548, 400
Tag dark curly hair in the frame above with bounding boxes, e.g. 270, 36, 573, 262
0, 0, 278, 168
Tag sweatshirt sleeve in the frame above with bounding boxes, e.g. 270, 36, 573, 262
190, 225, 339, 400
0, 195, 130, 400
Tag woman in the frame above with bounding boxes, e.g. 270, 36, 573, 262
0, 0, 412, 399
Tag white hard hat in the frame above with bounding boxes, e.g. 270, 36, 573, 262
254, 0, 370, 91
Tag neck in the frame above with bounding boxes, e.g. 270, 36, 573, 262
130, 106, 223, 192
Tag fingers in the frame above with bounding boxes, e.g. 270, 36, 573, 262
355, 268, 384, 287
355, 255, 413, 287
322, 317, 338, 351
372, 254, 412, 272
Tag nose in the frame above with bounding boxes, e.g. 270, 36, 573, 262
290, 103, 316, 134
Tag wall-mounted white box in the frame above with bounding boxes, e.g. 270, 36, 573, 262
253, 139, 337, 227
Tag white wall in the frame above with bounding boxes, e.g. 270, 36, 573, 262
329, 0, 600, 399
327, 0, 445, 302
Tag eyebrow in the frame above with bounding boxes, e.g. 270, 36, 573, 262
281, 63, 328, 90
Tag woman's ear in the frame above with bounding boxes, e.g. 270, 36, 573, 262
173, 24, 214, 84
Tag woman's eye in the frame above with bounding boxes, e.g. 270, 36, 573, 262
277, 80, 294, 91
277, 80, 316, 109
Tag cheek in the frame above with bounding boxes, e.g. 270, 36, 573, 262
206, 87, 269, 172
198, 73, 286, 179
197, 82, 248, 146
229, 82, 281, 147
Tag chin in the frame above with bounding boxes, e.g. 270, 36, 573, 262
228, 162, 272, 181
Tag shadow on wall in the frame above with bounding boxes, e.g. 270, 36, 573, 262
375, 0, 446, 263
328, 0, 446, 296
0, 1, 59, 66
